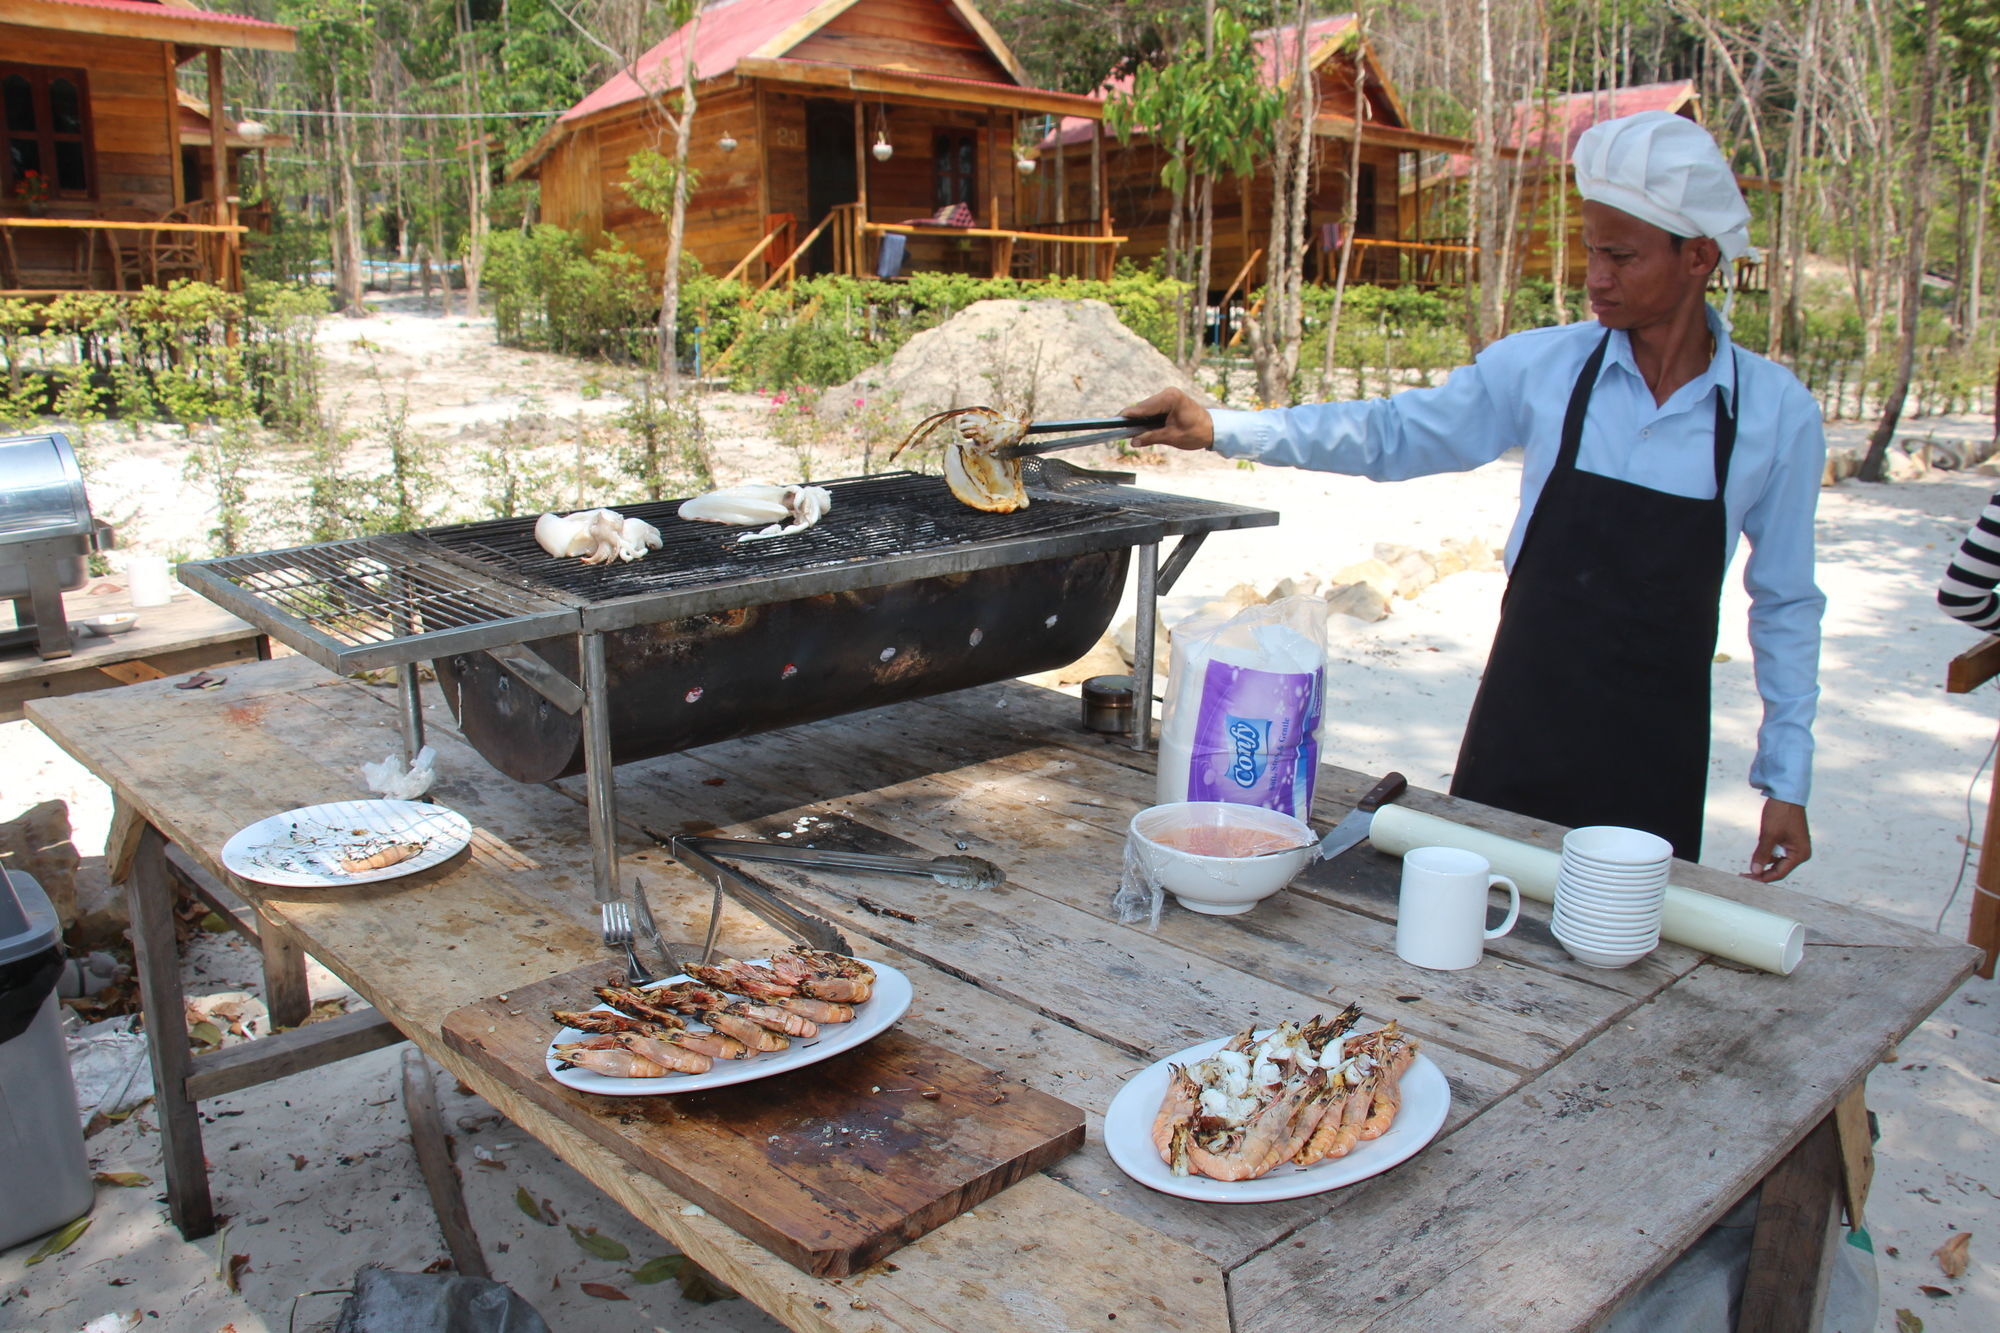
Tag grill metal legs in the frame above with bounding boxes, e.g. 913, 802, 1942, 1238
1132, 542, 1158, 752
398, 667, 426, 765
580, 631, 618, 904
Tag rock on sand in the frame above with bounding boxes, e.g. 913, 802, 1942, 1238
820, 298, 1213, 425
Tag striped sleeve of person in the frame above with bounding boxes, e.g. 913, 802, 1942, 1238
1939, 490, 2000, 630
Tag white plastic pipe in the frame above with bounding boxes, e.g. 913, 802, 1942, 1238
1368, 805, 1805, 976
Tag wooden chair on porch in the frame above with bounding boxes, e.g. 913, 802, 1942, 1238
150, 204, 213, 287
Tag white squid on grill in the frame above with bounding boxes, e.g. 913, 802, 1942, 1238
534, 508, 663, 565
890, 406, 1030, 514
678, 483, 833, 541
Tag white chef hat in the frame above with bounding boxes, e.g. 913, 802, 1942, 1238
1573, 111, 1753, 259
1573, 110, 1755, 322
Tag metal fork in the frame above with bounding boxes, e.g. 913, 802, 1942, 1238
599, 900, 657, 985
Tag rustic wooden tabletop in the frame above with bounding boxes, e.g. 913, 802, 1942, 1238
27, 654, 1977, 1331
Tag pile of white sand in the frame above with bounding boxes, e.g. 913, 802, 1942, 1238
820, 298, 1213, 424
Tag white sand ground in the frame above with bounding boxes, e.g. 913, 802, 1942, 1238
3, 303, 1998, 1332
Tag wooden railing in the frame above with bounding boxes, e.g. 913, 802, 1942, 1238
0, 213, 249, 296
857, 215, 1123, 281
1342, 237, 1477, 289
722, 213, 795, 284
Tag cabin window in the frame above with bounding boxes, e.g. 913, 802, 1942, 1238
933, 130, 977, 211
1, 64, 95, 203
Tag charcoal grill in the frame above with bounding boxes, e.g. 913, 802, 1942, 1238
1, 431, 115, 660
180, 461, 1277, 898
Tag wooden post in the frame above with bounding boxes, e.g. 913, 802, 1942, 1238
1054, 116, 1066, 226
164, 45, 184, 208
1947, 637, 2000, 978
205, 48, 232, 287
129, 824, 215, 1239
1737, 1113, 1843, 1333
986, 111, 1000, 231
853, 100, 868, 278
753, 83, 772, 284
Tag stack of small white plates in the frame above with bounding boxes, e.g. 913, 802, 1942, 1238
1550, 825, 1671, 968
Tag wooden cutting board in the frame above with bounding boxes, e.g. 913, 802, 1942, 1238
441, 959, 1086, 1276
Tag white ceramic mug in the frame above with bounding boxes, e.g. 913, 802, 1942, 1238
126, 553, 174, 608
1395, 845, 1521, 971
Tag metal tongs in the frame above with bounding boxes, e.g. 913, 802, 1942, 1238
993, 413, 1167, 461
639, 827, 1007, 959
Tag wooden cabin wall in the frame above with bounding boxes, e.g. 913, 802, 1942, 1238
572, 86, 761, 278
1312, 57, 1400, 125
536, 128, 602, 236
1, 24, 178, 287
789, 0, 1013, 82
1, 25, 176, 214
762, 87, 1016, 277
1053, 132, 1402, 293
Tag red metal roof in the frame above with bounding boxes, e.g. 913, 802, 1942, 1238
563, 0, 845, 123
1504, 80, 1698, 160
1043, 12, 1360, 148
1427, 80, 1698, 180
18, 0, 294, 35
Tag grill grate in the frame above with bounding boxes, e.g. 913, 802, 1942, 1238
179, 534, 576, 672
417, 472, 1110, 603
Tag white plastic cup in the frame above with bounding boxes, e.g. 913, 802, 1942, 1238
1395, 845, 1521, 971
126, 553, 174, 607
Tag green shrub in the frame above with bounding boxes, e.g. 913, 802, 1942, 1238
486, 225, 655, 360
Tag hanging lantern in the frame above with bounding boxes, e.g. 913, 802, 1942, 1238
872, 130, 893, 163
719, 132, 738, 153
235, 119, 269, 144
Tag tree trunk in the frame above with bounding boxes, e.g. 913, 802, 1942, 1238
1469, 0, 1504, 352
455, 0, 490, 314
1858, 4, 1942, 482
1971, 80, 1996, 341
1192, 173, 1215, 370
329, 80, 364, 312
1167, 130, 1188, 366
657, 13, 703, 386
1320, 16, 1369, 391
1246, 4, 1315, 404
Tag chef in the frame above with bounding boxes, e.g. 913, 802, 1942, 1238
1124, 111, 1825, 882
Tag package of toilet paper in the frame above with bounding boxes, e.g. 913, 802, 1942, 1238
1155, 596, 1328, 821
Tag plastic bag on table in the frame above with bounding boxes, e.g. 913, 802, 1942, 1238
1111, 833, 1166, 929
363, 745, 436, 800
1155, 596, 1328, 820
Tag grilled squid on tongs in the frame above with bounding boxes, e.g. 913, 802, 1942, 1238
890, 406, 1030, 514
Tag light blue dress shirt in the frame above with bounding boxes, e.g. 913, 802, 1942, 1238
1209, 309, 1826, 807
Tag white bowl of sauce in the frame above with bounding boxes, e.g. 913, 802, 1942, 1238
1128, 802, 1317, 915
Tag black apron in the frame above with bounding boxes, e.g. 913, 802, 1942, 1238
1451, 333, 1737, 860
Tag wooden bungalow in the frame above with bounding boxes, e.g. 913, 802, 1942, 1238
1035, 15, 1478, 300
0, 0, 295, 296
1406, 80, 1767, 291
507, 0, 1121, 288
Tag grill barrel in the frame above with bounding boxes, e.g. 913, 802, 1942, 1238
436, 549, 1130, 782
1, 431, 114, 660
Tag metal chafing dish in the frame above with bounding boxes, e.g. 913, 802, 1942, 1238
1, 431, 115, 659
179, 460, 1279, 898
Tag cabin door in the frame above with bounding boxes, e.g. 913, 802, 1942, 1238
804, 100, 856, 276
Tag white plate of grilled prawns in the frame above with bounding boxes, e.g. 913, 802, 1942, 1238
544, 949, 912, 1096
1104, 1005, 1449, 1203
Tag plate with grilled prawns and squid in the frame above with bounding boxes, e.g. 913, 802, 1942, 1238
1103, 1006, 1449, 1203
544, 949, 912, 1096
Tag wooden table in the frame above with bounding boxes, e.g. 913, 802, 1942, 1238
26, 656, 1976, 1332
1, 586, 269, 722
